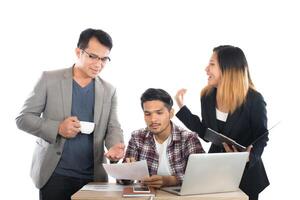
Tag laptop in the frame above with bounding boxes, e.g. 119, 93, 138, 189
161, 152, 249, 195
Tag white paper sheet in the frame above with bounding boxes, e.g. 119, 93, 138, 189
103, 160, 149, 180
81, 183, 125, 191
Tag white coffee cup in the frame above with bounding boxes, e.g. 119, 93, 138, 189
80, 121, 95, 134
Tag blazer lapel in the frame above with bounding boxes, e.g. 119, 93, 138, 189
94, 76, 104, 125
61, 68, 73, 118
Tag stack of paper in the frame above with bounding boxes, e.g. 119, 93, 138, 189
103, 160, 149, 180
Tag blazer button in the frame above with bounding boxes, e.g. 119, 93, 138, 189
56, 152, 61, 155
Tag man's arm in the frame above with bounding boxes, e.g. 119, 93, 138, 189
15, 72, 60, 143
104, 89, 124, 148
104, 89, 124, 160
117, 131, 140, 164
184, 132, 205, 156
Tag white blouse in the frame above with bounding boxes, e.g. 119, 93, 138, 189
216, 108, 228, 122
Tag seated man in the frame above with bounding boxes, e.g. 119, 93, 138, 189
123, 88, 205, 188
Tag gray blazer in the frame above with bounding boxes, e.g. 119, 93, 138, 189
16, 67, 124, 189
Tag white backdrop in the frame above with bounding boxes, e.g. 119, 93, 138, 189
0, 0, 299, 199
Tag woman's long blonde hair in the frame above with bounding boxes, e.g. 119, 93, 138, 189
201, 45, 255, 113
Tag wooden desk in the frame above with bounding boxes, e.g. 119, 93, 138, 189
72, 183, 248, 200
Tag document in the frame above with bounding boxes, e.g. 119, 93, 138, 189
81, 183, 125, 191
103, 160, 149, 180
204, 128, 247, 151
204, 122, 280, 151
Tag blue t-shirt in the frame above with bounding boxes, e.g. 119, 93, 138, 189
55, 80, 95, 179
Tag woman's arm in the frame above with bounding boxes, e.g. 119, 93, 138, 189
176, 106, 206, 139
248, 92, 269, 165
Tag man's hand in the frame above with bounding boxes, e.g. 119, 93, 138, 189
142, 175, 164, 188
105, 143, 125, 161
125, 157, 136, 163
58, 116, 80, 138
116, 157, 136, 185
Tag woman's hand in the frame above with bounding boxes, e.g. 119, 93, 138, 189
223, 143, 253, 161
175, 88, 187, 109
223, 142, 238, 152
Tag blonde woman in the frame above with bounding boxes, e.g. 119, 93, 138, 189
175, 45, 269, 200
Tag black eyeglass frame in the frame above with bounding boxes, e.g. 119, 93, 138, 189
81, 49, 111, 62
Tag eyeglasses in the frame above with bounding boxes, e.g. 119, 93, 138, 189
81, 49, 111, 63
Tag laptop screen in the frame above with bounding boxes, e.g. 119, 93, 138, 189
162, 152, 249, 196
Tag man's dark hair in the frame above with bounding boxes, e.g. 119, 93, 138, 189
77, 28, 113, 50
140, 88, 173, 111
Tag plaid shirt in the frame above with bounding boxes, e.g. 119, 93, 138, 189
124, 122, 205, 183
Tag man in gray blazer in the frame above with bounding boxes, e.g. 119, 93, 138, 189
16, 28, 124, 200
